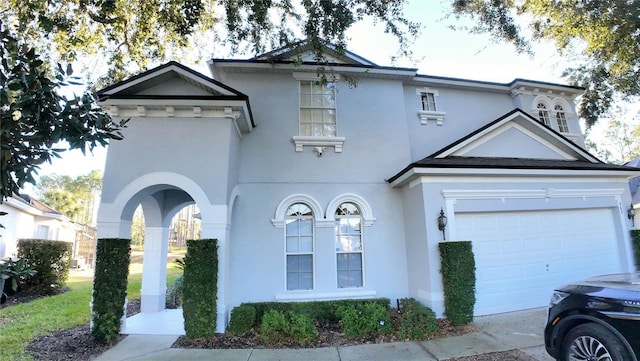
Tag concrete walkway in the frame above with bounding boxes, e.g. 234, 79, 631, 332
95, 308, 555, 361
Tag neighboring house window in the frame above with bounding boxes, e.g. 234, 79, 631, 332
37, 225, 49, 239
537, 103, 550, 126
555, 105, 569, 132
335, 202, 363, 288
299, 80, 337, 137
421, 92, 437, 111
285, 203, 314, 290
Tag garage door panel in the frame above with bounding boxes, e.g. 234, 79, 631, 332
456, 208, 622, 315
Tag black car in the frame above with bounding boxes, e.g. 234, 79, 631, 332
545, 273, 640, 361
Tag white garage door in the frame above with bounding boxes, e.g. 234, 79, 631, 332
456, 208, 622, 315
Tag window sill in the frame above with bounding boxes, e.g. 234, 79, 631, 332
275, 289, 377, 302
418, 110, 446, 125
293, 136, 346, 153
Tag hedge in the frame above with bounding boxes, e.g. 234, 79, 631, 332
91, 238, 131, 342
632, 230, 640, 269
182, 238, 218, 338
17, 239, 72, 293
439, 241, 476, 326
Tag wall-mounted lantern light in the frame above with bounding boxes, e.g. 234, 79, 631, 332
438, 208, 448, 240
629, 203, 636, 227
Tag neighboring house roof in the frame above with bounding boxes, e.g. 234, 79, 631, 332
388, 109, 640, 186
98, 61, 255, 132
3, 194, 78, 227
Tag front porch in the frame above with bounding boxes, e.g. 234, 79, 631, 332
123, 309, 185, 335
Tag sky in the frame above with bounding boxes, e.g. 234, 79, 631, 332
22, 0, 573, 193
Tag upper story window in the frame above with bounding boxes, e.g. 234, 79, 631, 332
554, 105, 569, 133
421, 92, 437, 112
300, 81, 337, 137
335, 202, 363, 288
537, 103, 551, 126
416, 87, 446, 125
285, 203, 314, 291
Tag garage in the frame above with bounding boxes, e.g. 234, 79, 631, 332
455, 208, 622, 315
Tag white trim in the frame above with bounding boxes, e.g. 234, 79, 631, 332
325, 193, 376, 226
292, 136, 346, 153
418, 111, 446, 126
293, 72, 341, 81
271, 194, 324, 227
275, 289, 377, 301
441, 188, 625, 200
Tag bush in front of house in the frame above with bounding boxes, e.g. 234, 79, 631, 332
91, 238, 131, 342
397, 298, 439, 340
166, 257, 186, 309
631, 230, 640, 268
260, 309, 318, 346
439, 241, 476, 326
227, 304, 257, 335
337, 301, 392, 338
17, 239, 72, 293
182, 238, 218, 339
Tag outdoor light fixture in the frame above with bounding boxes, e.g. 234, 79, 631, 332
437, 208, 448, 240
629, 203, 636, 227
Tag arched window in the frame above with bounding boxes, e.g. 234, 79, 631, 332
285, 203, 314, 290
554, 105, 569, 133
335, 202, 363, 288
537, 103, 550, 126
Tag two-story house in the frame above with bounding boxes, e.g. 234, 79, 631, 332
96, 43, 639, 333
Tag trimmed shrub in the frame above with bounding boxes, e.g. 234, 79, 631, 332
228, 304, 257, 335
183, 238, 218, 339
260, 310, 318, 346
165, 275, 183, 309
91, 238, 131, 342
439, 241, 476, 326
632, 230, 640, 268
397, 298, 438, 340
248, 298, 390, 327
17, 239, 72, 293
338, 302, 392, 338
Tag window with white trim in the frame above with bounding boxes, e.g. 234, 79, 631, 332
335, 202, 363, 288
299, 80, 337, 137
537, 103, 550, 126
554, 104, 569, 133
421, 92, 437, 111
285, 203, 314, 290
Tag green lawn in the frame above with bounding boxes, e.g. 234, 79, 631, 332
0, 265, 182, 361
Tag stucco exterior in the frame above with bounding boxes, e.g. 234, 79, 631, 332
97, 44, 639, 332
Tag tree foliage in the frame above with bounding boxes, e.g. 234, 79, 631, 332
35, 170, 102, 225
450, 0, 640, 128
585, 107, 640, 165
1, 0, 419, 85
0, 21, 126, 201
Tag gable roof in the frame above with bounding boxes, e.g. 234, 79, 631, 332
250, 39, 379, 66
388, 109, 640, 186
98, 61, 255, 132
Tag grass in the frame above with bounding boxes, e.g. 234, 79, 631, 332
0, 264, 182, 361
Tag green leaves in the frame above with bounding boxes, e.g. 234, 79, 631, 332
0, 21, 125, 201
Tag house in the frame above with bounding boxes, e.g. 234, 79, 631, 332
0, 194, 80, 259
96, 43, 639, 332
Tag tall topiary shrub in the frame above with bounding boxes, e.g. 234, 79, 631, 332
631, 230, 640, 268
439, 241, 476, 326
183, 238, 218, 338
17, 239, 72, 293
91, 238, 131, 342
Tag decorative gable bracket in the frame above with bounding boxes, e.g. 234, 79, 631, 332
418, 110, 446, 126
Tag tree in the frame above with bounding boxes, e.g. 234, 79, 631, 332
1, 0, 419, 85
35, 171, 103, 225
0, 21, 126, 202
449, 0, 640, 128
585, 107, 640, 165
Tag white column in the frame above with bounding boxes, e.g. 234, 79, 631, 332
140, 226, 170, 312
